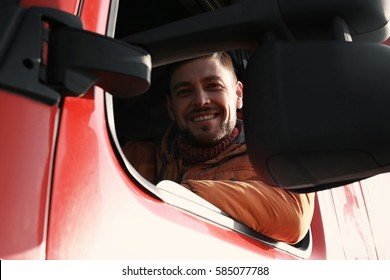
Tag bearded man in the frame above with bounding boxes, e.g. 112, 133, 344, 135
123, 52, 315, 244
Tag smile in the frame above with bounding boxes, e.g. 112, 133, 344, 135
192, 114, 217, 122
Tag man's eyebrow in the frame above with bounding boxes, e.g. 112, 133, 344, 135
172, 75, 224, 91
203, 75, 222, 82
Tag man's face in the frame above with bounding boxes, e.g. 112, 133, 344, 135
167, 57, 243, 146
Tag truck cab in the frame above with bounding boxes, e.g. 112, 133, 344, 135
1, 0, 389, 259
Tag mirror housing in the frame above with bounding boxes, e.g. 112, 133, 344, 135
48, 28, 151, 98
0, 6, 151, 104
244, 40, 390, 192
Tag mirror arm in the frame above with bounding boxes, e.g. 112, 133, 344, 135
47, 27, 151, 98
332, 17, 353, 42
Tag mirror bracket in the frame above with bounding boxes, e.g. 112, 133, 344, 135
0, 6, 82, 105
0, 6, 151, 104
47, 27, 151, 98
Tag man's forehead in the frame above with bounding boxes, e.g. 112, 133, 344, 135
171, 58, 231, 84
171, 75, 222, 91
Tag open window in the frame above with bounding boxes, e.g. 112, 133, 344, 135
104, 0, 390, 258
112, 0, 390, 193
103, 0, 317, 258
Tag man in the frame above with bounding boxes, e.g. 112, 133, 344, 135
123, 52, 315, 244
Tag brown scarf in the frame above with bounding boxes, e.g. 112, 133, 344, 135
176, 127, 239, 164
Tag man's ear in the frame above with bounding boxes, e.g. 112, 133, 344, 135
236, 81, 243, 109
165, 95, 175, 121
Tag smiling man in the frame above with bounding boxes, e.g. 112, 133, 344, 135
123, 52, 315, 244
167, 52, 243, 147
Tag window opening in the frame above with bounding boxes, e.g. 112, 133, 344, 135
104, 0, 313, 259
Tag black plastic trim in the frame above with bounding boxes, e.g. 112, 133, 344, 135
47, 27, 151, 98
0, 6, 82, 105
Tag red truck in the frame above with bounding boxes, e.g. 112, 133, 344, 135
1, 0, 389, 260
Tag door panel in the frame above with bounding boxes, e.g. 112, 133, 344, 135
0, 90, 59, 259
0, 0, 81, 260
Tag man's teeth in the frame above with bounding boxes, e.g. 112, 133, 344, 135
193, 114, 215, 122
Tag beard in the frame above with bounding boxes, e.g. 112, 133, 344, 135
179, 120, 236, 147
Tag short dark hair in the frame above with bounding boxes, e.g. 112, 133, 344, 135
207, 51, 236, 78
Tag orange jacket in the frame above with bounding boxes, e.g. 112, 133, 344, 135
123, 123, 315, 244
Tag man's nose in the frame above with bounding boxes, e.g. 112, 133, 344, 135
193, 89, 210, 107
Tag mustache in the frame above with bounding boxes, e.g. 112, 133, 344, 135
186, 107, 216, 117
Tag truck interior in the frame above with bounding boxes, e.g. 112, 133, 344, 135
110, 0, 390, 193
100, 0, 390, 256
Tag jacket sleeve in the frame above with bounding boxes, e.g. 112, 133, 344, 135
182, 179, 315, 244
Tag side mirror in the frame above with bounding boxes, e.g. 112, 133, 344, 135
244, 40, 390, 192
0, 6, 151, 105
47, 27, 151, 98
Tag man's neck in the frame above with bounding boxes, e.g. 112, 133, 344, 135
176, 127, 240, 164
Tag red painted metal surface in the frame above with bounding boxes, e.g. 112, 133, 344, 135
312, 179, 390, 260
79, 0, 111, 34
358, 174, 390, 259
330, 184, 377, 259
2, 0, 389, 260
20, 0, 80, 14
0, 90, 59, 259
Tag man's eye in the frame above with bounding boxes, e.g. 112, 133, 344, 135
175, 89, 191, 96
207, 83, 223, 91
